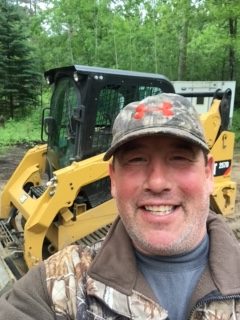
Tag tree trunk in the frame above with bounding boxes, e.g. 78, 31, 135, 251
228, 17, 237, 80
9, 93, 14, 119
178, 17, 189, 80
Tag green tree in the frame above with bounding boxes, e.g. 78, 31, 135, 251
205, 0, 240, 80
0, 0, 41, 119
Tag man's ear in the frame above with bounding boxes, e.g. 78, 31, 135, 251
109, 162, 116, 198
206, 154, 214, 193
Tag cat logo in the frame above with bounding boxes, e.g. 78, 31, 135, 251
213, 160, 231, 177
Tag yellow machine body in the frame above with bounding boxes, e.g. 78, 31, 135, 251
1, 146, 116, 267
200, 97, 236, 216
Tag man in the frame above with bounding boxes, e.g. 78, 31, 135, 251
0, 93, 240, 319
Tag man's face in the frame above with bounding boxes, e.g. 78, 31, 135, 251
109, 135, 214, 256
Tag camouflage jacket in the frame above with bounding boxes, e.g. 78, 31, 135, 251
1, 211, 240, 319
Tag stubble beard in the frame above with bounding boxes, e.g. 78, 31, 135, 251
118, 195, 210, 256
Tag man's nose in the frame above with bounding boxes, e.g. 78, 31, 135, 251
143, 160, 171, 193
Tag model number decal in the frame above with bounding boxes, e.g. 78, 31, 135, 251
213, 160, 231, 176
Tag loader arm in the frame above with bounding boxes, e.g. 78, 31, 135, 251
199, 90, 236, 216
1, 150, 116, 268
0, 144, 48, 219
23, 153, 116, 267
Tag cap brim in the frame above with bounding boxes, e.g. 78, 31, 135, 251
103, 127, 209, 161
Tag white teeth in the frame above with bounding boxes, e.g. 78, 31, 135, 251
144, 205, 174, 215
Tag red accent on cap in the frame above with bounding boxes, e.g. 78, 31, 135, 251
133, 103, 146, 120
160, 102, 174, 116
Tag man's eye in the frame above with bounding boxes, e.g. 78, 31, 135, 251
127, 157, 147, 164
170, 155, 193, 163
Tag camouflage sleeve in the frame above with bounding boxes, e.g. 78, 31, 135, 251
0, 262, 56, 320
45, 244, 95, 319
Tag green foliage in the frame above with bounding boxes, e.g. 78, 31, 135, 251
32, 0, 240, 85
232, 108, 240, 146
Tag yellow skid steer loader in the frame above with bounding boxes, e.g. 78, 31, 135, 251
0, 65, 236, 294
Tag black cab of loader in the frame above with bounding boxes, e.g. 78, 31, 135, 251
43, 65, 175, 171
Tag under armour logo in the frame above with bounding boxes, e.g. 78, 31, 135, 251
133, 102, 174, 120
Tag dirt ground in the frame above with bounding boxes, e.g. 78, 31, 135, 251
0, 144, 240, 237
0, 145, 29, 191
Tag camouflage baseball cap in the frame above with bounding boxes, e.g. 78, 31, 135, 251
103, 93, 209, 161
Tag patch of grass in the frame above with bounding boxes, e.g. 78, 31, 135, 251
0, 107, 43, 148
0, 91, 51, 149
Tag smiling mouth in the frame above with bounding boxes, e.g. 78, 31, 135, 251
144, 205, 177, 216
